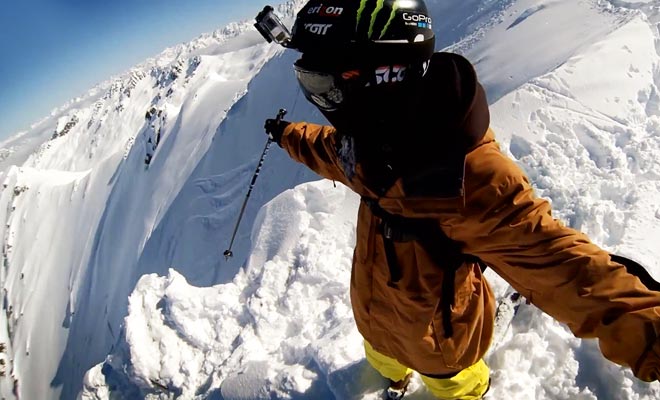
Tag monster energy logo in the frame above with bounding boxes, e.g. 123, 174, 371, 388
356, 0, 400, 39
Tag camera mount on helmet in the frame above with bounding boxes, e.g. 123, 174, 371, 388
254, 5, 293, 47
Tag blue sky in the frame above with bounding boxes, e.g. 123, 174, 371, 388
0, 0, 269, 140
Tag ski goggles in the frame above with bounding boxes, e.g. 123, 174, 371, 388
293, 64, 351, 111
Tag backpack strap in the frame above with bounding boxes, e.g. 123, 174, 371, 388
362, 197, 426, 287
362, 197, 485, 338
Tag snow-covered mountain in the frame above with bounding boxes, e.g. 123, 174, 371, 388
0, 0, 659, 399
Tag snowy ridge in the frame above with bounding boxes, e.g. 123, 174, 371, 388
0, 2, 301, 175
450, 0, 637, 103
0, 1, 305, 398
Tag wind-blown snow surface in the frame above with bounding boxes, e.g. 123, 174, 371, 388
1, 0, 660, 399
0, 2, 316, 399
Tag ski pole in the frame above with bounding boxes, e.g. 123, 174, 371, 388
224, 108, 287, 260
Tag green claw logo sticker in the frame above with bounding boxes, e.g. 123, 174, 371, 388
357, 0, 394, 38
356, 0, 424, 39
379, 3, 399, 39
368, 0, 386, 38
356, 0, 370, 30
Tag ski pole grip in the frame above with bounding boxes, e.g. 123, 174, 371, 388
276, 108, 287, 123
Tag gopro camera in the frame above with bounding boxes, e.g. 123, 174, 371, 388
254, 5, 292, 47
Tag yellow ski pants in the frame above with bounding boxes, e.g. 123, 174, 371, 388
364, 341, 490, 400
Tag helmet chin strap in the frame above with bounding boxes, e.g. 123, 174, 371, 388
321, 90, 418, 140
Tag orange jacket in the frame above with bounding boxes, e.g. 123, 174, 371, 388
278, 121, 660, 380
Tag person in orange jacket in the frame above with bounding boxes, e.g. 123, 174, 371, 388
257, 0, 660, 398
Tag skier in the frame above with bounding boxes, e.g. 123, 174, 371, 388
144, 107, 160, 167
154, 109, 167, 146
258, 0, 660, 398
144, 137, 155, 165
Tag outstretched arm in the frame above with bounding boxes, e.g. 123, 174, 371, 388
453, 141, 660, 382
278, 121, 348, 184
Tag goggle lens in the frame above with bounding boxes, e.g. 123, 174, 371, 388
295, 69, 335, 93
294, 67, 345, 111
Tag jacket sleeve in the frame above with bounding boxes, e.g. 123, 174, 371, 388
278, 121, 348, 184
451, 141, 660, 382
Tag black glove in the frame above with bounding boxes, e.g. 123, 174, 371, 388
264, 118, 290, 143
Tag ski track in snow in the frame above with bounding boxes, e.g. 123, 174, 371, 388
506, 5, 547, 30
1, 0, 660, 399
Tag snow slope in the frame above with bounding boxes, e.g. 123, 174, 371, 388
80, 1, 660, 399
0, 3, 308, 399
0, 0, 659, 399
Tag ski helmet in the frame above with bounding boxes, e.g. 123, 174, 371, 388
290, 0, 435, 112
